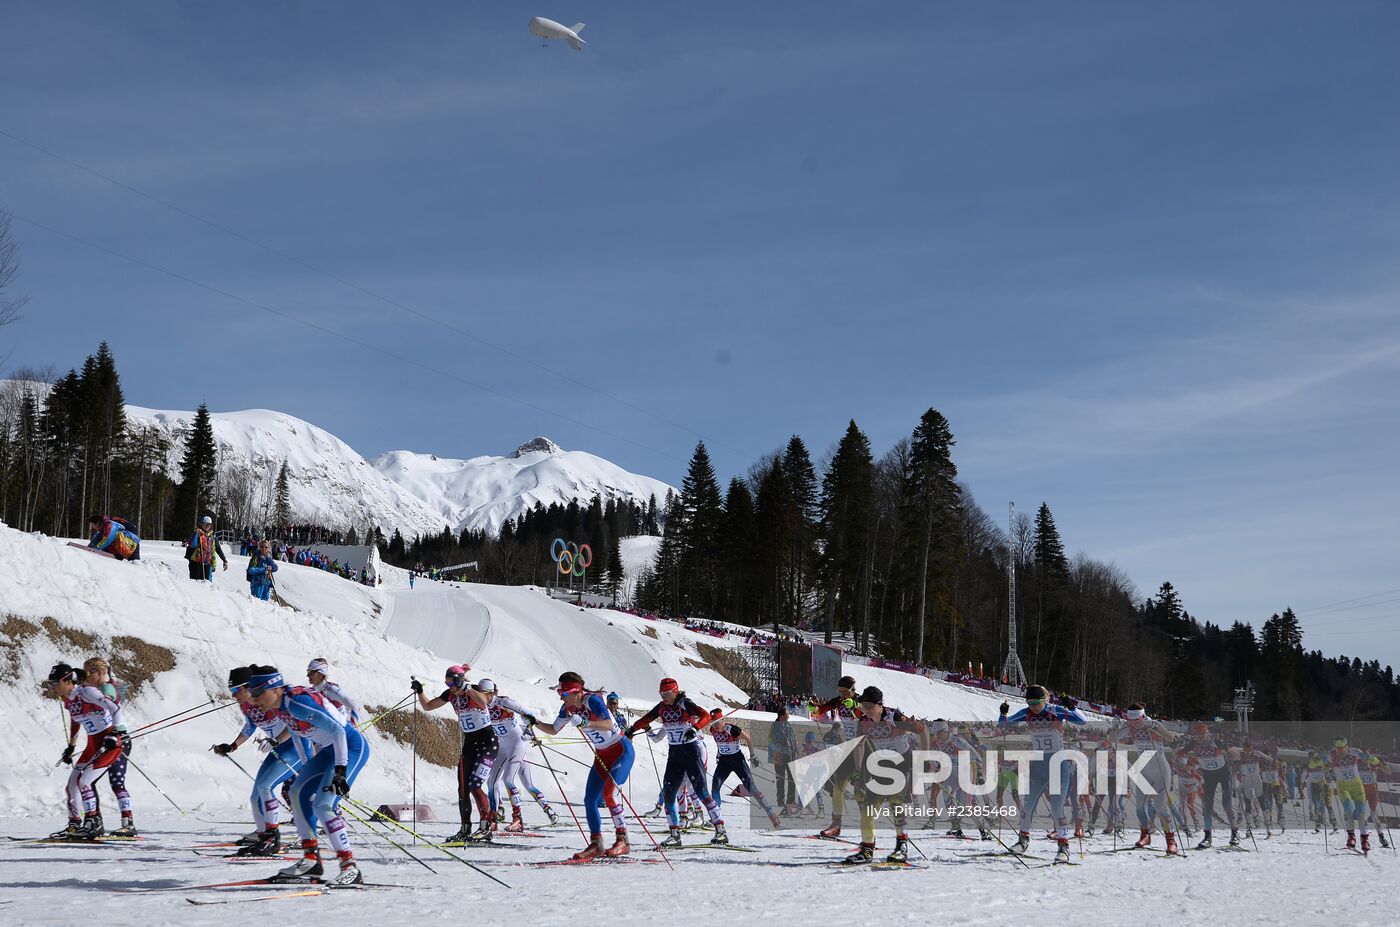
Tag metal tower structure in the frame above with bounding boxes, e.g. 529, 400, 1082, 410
1002, 502, 1028, 689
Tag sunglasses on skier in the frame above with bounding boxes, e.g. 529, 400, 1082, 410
1026, 698, 1046, 707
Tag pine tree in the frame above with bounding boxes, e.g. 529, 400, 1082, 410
719, 477, 758, 623
781, 436, 819, 624
818, 420, 874, 644
754, 460, 797, 625
1031, 502, 1070, 679
603, 530, 625, 602
173, 402, 218, 532
676, 442, 725, 617
273, 460, 292, 529
897, 408, 962, 665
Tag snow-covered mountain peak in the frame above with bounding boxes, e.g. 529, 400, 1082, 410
512, 436, 563, 458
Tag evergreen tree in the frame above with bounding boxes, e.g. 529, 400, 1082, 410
273, 460, 292, 528
676, 442, 725, 617
719, 477, 758, 623
173, 402, 218, 532
781, 435, 819, 625
896, 408, 962, 665
754, 460, 797, 625
1031, 502, 1070, 678
818, 420, 873, 644
602, 530, 625, 602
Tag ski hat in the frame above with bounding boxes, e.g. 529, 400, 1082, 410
659, 677, 680, 694
201, 515, 213, 525
1024, 685, 1047, 702
248, 668, 285, 693
1124, 703, 1146, 721
855, 685, 883, 706
606, 692, 620, 703
445, 664, 469, 682
306, 659, 330, 675
228, 666, 253, 692
838, 676, 857, 690
46, 662, 79, 685
929, 719, 949, 734
804, 731, 817, 742
475, 678, 496, 693
1334, 736, 1348, 749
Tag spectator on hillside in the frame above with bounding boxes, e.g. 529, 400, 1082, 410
185, 515, 228, 581
87, 514, 141, 561
246, 539, 279, 601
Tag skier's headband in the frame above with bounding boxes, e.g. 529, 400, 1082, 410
306, 659, 330, 675
1125, 708, 1146, 720
248, 671, 285, 693
556, 682, 584, 698
659, 678, 679, 694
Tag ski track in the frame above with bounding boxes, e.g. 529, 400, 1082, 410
0, 810, 1393, 926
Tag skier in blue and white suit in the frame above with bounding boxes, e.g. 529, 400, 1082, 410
997, 683, 1087, 864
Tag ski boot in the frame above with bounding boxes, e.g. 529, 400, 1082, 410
1165, 831, 1179, 856
645, 803, 665, 819
979, 826, 994, 841
885, 836, 909, 864
843, 842, 875, 864
1228, 829, 1241, 848
544, 804, 560, 827
275, 843, 324, 882
946, 826, 964, 838
818, 819, 842, 838
237, 828, 262, 846
1196, 831, 1213, 850
466, 819, 493, 843
50, 819, 82, 840
571, 834, 604, 861
605, 828, 629, 857
661, 826, 684, 848
1134, 828, 1152, 849
110, 816, 138, 837
77, 814, 105, 840
236, 829, 283, 857
1054, 839, 1071, 864
503, 808, 525, 834
1381, 833, 1391, 850
1314, 821, 1321, 834
330, 855, 363, 886
710, 823, 729, 846
768, 811, 783, 828
446, 824, 472, 844
1361, 833, 1371, 854
1345, 830, 1357, 850
1012, 832, 1031, 854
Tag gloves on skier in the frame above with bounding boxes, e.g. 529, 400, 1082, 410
1061, 697, 1078, 711
101, 734, 119, 753
212, 742, 236, 756
999, 702, 1009, 716
59, 744, 75, 765
331, 765, 351, 796
256, 737, 273, 753
410, 679, 424, 695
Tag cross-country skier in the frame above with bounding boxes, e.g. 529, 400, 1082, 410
1187, 721, 1240, 848
532, 671, 634, 861
929, 720, 992, 840
625, 678, 727, 847
813, 675, 861, 837
1360, 755, 1391, 849
46, 663, 125, 840
1111, 704, 1181, 855
306, 659, 362, 726
1328, 736, 1371, 852
249, 665, 369, 885
411, 665, 496, 843
212, 665, 306, 857
480, 680, 554, 832
841, 686, 928, 865
82, 658, 137, 836
1235, 740, 1270, 838
997, 685, 1087, 864
709, 719, 782, 828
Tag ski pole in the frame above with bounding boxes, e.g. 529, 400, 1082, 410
341, 796, 509, 887
525, 758, 567, 775
126, 698, 216, 735
129, 702, 235, 741
126, 758, 186, 815
577, 731, 673, 871
412, 695, 418, 846
534, 740, 587, 841
359, 693, 416, 732
223, 752, 294, 813
338, 800, 439, 875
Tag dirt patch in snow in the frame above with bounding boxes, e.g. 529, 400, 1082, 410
0, 614, 176, 698
368, 704, 460, 768
639, 625, 659, 640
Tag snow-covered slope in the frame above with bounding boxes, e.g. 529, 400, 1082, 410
127, 405, 449, 539
371, 437, 675, 535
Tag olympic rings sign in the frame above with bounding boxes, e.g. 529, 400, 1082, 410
551, 537, 593, 577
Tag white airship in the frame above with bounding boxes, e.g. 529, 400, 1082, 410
529, 17, 586, 50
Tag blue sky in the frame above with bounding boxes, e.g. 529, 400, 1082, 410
3, 3, 1400, 664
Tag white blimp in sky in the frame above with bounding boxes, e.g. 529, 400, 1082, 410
529, 17, 587, 51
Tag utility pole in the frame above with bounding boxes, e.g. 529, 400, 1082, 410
1002, 502, 1028, 689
